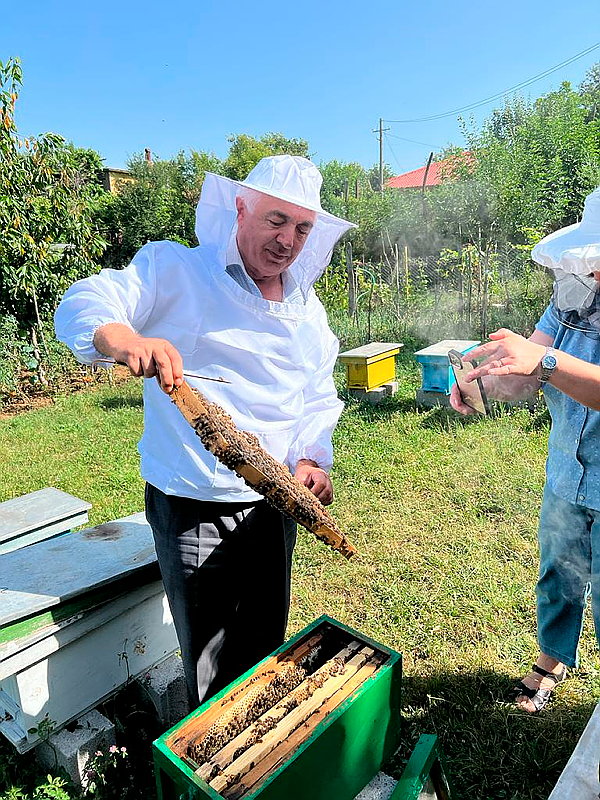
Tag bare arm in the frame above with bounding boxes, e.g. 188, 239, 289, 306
94, 323, 184, 394
463, 327, 600, 411
450, 329, 553, 414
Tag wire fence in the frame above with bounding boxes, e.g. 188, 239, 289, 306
320, 243, 553, 346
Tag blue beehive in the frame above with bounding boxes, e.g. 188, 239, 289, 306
414, 339, 480, 394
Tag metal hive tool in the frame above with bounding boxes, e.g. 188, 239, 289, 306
169, 381, 357, 559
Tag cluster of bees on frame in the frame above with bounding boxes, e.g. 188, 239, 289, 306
185, 388, 349, 544
169, 627, 386, 798
185, 639, 345, 791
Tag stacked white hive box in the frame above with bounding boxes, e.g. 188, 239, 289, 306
0, 489, 180, 752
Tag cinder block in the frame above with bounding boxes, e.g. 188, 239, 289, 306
354, 771, 398, 800
35, 709, 115, 790
138, 652, 190, 730
383, 381, 398, 397
349, 386, 388, 405
416, 388, 451, 408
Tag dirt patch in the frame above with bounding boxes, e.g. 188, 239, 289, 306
0, 365, 133, 418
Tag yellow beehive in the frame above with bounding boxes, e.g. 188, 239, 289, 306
338, 342, 403, 390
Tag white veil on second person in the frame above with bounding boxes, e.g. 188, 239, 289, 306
532, 186, 600, 329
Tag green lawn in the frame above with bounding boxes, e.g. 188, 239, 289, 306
1, 363, 598, 800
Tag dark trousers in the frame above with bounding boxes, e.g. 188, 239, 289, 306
145, 484, 297, 707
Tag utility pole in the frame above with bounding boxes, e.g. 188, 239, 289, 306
373, 118, 390, 192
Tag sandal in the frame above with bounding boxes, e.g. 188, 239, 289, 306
512, 663, 567, 713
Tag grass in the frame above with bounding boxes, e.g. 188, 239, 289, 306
1, 356, 599, 800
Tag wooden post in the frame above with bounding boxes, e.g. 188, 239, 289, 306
404, 245, 410, 299
481, 250, 489, 339
421, 152, 433, 236
379, 118, 384, 192
346, 241, 356, 318
372, 118, 389, 192
467, 248, 473, 326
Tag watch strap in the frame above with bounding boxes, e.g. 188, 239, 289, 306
538, 347, 557, 384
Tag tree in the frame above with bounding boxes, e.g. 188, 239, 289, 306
366, 162, 393, 192
580, 62, 600, 121
467, 82, 600, 242
318, 160, 398, 261
100, 150, 219, 268
0, 57, 106, 345
222, 133, 310, 181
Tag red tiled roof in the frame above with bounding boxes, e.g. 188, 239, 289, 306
386, 152, 473, 189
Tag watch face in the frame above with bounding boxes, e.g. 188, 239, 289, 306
542, 354, 557, 369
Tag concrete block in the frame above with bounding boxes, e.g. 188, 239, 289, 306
349, 386, 388, 405
138, 652, 190, 730
416, 388, 450, 408
354, 771, 398, 800
35, 709, 115, 790
383, 381, 398, 397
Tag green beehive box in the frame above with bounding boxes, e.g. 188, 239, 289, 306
153, 615, 402, 800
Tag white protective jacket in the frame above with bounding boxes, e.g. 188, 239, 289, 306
55, 175, 347, 503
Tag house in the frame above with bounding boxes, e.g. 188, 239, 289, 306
100, 167, 134, 194
386, 151, 473, 190
100, 148, 153, 193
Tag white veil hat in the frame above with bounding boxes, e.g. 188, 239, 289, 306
194, 155, 356, 294
532, 187, 600, 275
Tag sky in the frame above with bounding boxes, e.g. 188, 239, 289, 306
3, 0, 600, 176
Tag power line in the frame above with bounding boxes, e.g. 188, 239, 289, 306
385, 41, 600, 123
385, 132, 442, 148
382, 133, 406, 172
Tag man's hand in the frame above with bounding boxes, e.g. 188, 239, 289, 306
94, 323, 184, 394
294, 459, 333, 505
463, 329, 546, 382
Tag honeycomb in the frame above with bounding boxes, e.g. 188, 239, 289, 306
188, 662, 307, 765
170, 382, 357, 558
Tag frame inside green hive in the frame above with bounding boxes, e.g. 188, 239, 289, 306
155, 616, 402, 800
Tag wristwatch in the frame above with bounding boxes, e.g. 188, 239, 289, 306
538, 347, 558, 385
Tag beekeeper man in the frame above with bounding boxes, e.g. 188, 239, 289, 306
55, 155, 355, 706
451, 186, 600, 713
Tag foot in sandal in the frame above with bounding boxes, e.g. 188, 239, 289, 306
512, 654, 567, 713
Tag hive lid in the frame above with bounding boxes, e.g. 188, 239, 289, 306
0, 512, 156, 628
339, 342, 404, 360
414, 339, 480, 357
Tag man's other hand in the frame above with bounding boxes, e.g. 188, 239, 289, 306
94, 323, 184, 394
294, 459, 333, 505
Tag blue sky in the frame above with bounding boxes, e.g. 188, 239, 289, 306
3, 0, 600, 175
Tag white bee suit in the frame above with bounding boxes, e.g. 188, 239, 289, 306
55, 157, 354, 502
